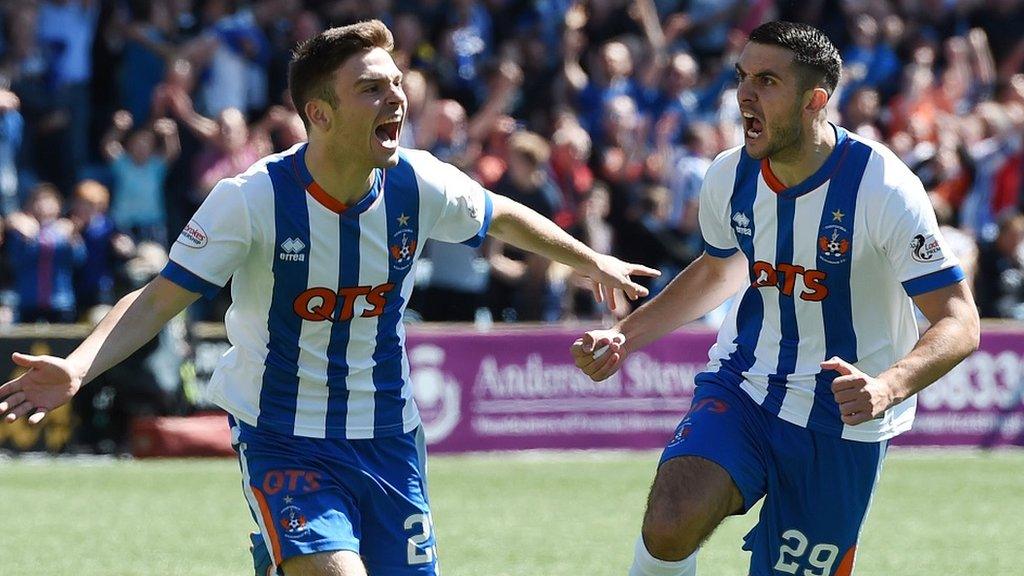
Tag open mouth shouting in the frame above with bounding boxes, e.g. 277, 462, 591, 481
742, 111, 764, 140
375, 118, 402, 150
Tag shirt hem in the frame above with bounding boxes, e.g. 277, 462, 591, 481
216, 398, 422, 440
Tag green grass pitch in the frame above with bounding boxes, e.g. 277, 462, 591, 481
2, 450, 1022, 575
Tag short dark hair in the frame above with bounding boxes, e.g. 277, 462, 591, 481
748, 21, 842, 95
289, 19, 394, 127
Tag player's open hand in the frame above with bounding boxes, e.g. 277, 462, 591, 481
821, 357, 897, 426
571, 330, 627, 382
586, 254, 660, 312
0, 353, 83, 424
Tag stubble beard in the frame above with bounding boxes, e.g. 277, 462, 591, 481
761, 110, 805, 163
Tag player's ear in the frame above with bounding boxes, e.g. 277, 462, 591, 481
805, 87, 829, 113
305, 100, 332, 131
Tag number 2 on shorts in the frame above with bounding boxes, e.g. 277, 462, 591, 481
404, 513, 436, 565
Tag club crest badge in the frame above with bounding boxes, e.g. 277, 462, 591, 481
279, 504, 309, 539
390, 214, 418, 271
818, 224, 850, 265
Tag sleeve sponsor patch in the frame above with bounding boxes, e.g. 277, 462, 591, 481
910, 233, 942, 262
177, 220, 209, 248
457, 194, 479, 220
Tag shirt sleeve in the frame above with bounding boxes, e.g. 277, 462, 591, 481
429, 159, 493, 247
874, 172, 964, 297
160, 179, 252, 299
697, 160, 739, 258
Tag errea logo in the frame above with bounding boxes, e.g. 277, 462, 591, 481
279, 237, 306, 262
732, 212, 752, 236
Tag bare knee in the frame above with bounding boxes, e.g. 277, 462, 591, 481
281, 550, 366, 576
640, 457, 743, 561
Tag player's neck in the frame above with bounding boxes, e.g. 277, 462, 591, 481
766, 122, 836, 189
304, 142, 375, 205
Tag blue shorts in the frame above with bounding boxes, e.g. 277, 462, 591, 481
231, 417, 437, 575
660, 374, 887, 576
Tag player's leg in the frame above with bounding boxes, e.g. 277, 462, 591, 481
357, 427, 439, 576
641, 456, 745, 558
630, 376, 770, 576
232, 418, 366, 575
742, 421, 887, 576
280, 550, 367, 576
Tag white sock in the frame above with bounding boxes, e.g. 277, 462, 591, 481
628, 536, 697, 576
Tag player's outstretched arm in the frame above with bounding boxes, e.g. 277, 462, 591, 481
486, 193, 660, 310
825, 280, 980, 425
571, 251, 748, 381
0, 276, 201, 423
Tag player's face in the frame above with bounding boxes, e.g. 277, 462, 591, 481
735, 42, 809, 161
328, 47, 407, 169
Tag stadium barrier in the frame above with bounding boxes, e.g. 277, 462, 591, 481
2, 323, 1024, 454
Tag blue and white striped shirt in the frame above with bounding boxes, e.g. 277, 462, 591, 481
162, 143, 492, 439
699, 126, 964, 442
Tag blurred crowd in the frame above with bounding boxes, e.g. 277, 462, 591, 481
2, 0, 1024, 327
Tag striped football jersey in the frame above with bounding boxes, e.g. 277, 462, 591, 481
162, 143, 492, 439
699, 126, 964, 442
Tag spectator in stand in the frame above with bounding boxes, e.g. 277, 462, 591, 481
150, 57, 204, 245
842, 86, 883, 140
425, 99, 471, 168
549, 117, 595, 231
183, 0, 272, 117
69, 179, 135, 316
553, 182, 620, 323
596, 93, 649, 259
564, 38, 646, 146
976, 212, 1024, 319
650, 51, 702, 142
493, 130, 562, 222
487, 131, 563, 321
410, 60, 523, 323
36, 0, 100, 190
101, 110, 181, 244
411, 99, 487, 322
437, 0, 493, 109
474, 114, 516, 190
164, 92, 271, 204
672, 0, 746, 59
4, 183, 85, 323
664, 121, 717, 258
3, 1, 1024, 323
960, 101, 1023, 242
266, 8, 323, 110
113, 0, 179, 123
397, 68, 436, 149
887, 64, 949, 143
392, 11, 437, 72
262, 96, 307, 151
150, 58, 200, 121
839, 14, 901, 106
0, 88, 24, 215
1, 4, 56, 192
